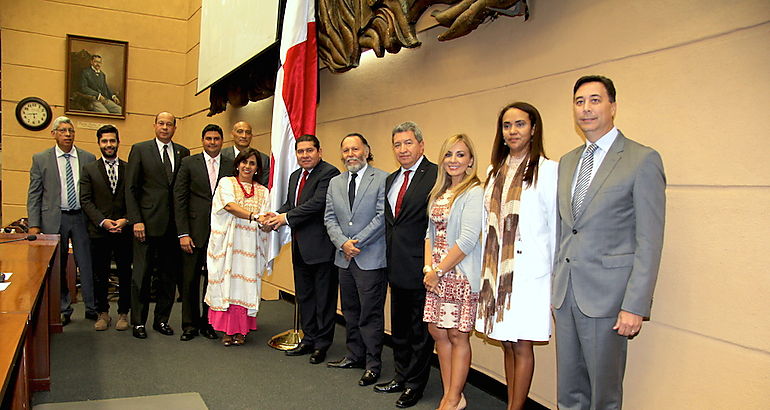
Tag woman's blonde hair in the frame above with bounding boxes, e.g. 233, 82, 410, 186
428, 134, 481, 209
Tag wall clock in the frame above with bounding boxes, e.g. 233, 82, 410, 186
16, 97, 53, 131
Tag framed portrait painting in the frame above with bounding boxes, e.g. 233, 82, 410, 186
65, 35, 128, 119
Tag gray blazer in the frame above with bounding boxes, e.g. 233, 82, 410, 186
27, 146, 96, 233
552, 131, 666, 318
324, 164, 388, 270
427, 185, 484, 292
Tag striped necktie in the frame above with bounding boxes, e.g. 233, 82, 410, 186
63, 153, 78, 209
571, 144, 598, 219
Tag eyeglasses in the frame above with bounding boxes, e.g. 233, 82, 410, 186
55, 128, 75, 134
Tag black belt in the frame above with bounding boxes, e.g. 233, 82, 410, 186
61, 209, 82, 215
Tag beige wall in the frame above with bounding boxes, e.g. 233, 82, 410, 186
239, 0, 770, 408
0, 0, 239, 224
3, 0, 769, 408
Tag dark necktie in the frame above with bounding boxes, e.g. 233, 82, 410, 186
348, 172, 358, 210
394, 170, 412, 218
106, 160, 117, 194
162, 144, 173, 183
296, 170, 309, 205
572, 143, 598, 219
63, 153, 78, 210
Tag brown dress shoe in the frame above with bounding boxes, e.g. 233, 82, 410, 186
94, 312, 111, 331
233, 334, 246, 346
222, 334, 233, 347
115, 314, 129, 331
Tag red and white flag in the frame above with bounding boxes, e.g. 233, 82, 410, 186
268, 0, 318, 263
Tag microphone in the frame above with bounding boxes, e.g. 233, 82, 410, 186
0, 234, 38, 244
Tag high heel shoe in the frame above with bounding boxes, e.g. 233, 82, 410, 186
456, 393, 466, 410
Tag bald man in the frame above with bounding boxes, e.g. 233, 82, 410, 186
230, 121, 270, 186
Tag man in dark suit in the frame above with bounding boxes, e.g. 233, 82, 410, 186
174, 124, 233, 341
265, 134, 341, 364
553, 75, 666, 409
230, 121, 270, 186
80, 124, 132, 331
28, 116, 97, 325
375, 122, 437, 408
126, 112, 190, 339
80, 54, 122, 114
324, 133, 389, 387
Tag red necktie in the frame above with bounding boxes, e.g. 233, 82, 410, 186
394, 170, 412, 218
296, 170, 309, 204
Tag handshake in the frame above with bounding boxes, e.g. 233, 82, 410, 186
257, 212, 286, 232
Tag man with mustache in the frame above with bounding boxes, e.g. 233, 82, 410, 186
324, 133, 389, 387
28, 116, 97, 325
80, 124, 132, 331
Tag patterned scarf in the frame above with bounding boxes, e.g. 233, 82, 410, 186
478, 156, 527, 335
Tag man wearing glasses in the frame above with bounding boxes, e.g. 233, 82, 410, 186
28, 116, 97, 325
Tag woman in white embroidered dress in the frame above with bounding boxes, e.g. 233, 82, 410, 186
476, 102, 557, 410
206, 148, 271, 346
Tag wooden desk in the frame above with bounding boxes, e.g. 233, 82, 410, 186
0, 314, 29, 409
0, 233, 60, 406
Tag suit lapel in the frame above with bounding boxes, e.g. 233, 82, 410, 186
393, 158, 430, 222
351, 167, 375, 215
577, 134, 626, 221
96, 158, 111, 191
559, 148, 582, 226
116, 160, 126, 195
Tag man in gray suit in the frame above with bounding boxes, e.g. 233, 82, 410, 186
324, 133, 388, 387
553, 75, 666, 409
27, 116, 98, 324
230, 121, 270, 187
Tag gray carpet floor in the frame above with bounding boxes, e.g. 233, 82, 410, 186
32, 299, 506, 410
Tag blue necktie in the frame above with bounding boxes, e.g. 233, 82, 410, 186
64, 153, 78, 210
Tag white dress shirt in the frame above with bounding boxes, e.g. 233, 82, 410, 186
55, 145, 81, 210
571, 127, 619, 196
348, 163, 368, 198
155, 138, 175, 171
387, 156, 424, 216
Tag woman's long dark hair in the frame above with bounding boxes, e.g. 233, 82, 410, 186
234, 147, 264, 184
487, 102, 547, 188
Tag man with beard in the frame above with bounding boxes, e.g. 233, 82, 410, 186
125, 112, 190, 339
28, 116, 97, 325
324, 133, 388, 387
80, 124, 132, 331
174, 124, 233, 341
230, 121, 270, 186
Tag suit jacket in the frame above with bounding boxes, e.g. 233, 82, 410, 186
324, 164, 388, 270
27, 146, 96, 233
173, 152, 234, 246
552, 131, 666, 318
80, 68, 114, 99
80, 158, 130, 238
384, 158, 438, 289
125, 139, 190, 237
277, 160, 340, 265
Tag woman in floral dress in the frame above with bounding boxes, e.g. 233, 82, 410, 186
423, 134, 484, 410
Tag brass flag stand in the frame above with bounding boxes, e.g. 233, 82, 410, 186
268, 297, 303, 350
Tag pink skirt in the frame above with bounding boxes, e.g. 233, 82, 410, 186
208, 305, 258, 335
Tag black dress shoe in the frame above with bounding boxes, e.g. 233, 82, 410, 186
152, 322, 174, 336
85, 311, 99, 321
200, 327, 219, 340
358, 370, 380, 386
374, 379, 405, 393
396, 388, 423, 408
285, 343, 314, 356
61, 314, 71, 326
133, 325, 148, 339
180, 328, 198, 341
327, 357, 364, 369
309, 349, 326, 364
